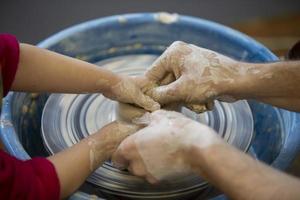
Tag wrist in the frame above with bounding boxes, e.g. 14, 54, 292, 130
85, 134, 111, 164
180, 123, 225, 174
209, 60, 244, 101
84, 122, 119, 165
218, 61, 260, 100
228, 62, 274, 100
185, 141, 228, 178
95, 68, 122, 94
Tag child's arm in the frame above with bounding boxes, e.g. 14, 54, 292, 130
48, 121, 140, 199
12, 44, 159, 111
0, 121, 140, 200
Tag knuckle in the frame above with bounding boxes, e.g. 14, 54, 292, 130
165, 41, 186, 55
171, 41, 187, 47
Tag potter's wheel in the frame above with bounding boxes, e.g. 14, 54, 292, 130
41, 54, 254, 198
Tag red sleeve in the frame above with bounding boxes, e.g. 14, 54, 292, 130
0, 150, 60, 200
0, 34, 20, 96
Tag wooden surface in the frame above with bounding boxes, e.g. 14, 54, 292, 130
233, 14, 300, 58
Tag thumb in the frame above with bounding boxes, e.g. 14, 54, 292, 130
111, 133, 138, 170
101, 121, 140, 144
145, 56, 169, 83
147, 78, 185, 105
186, 101, 215, 113
111, 145, 129, 170
134, 91, 161, 112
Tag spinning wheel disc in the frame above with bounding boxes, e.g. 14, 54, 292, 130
42, 54, 253, 197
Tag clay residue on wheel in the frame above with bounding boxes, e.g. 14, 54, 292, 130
155, 12, 179, 24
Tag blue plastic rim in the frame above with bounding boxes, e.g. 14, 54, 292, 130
1, 13, 300, 199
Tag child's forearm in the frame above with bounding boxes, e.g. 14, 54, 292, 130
48, 121, 140, 199
12, 43, 121, 94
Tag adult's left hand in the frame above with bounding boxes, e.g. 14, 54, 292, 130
111, 110, 222, 183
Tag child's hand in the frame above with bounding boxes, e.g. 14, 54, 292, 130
103, 76, 160, 112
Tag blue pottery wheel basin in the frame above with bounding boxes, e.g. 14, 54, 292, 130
1, 13, 300, 200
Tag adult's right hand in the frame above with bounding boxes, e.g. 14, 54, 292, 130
144, 41, 248, 112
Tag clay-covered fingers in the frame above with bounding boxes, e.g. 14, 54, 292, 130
145, 41, 186, 83
115, 121, 141, 138
113, 110, 219, 182
132, 169, 158, 184
159, 73, 176, 86
126, 77, 161, 112
145, 77, 216, 112
131, 76, 157, 94
111, 136, 134, 170
134, 90, 161, 112
186, 101, 215, 113
111, 125, 160, 184
146, 78, 186, 105
145, 51, 170, 83
127, 161, 158, 184
111, 76, 161, 112
99, 121, 137, 143
133, 73, 176, 104
111, 131, 148, 166
113, 110, 222, 183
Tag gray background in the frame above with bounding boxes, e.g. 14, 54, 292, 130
1, 0, 300, 44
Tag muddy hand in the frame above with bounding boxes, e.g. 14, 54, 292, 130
144, 41, 246, 112
103, 75, 160, 112
111, 110, 223, 183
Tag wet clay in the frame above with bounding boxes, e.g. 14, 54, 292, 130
116, 102, 181, 122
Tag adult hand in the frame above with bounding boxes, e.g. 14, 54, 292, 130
111, 110, 223, 183
144, 41, 247, 112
